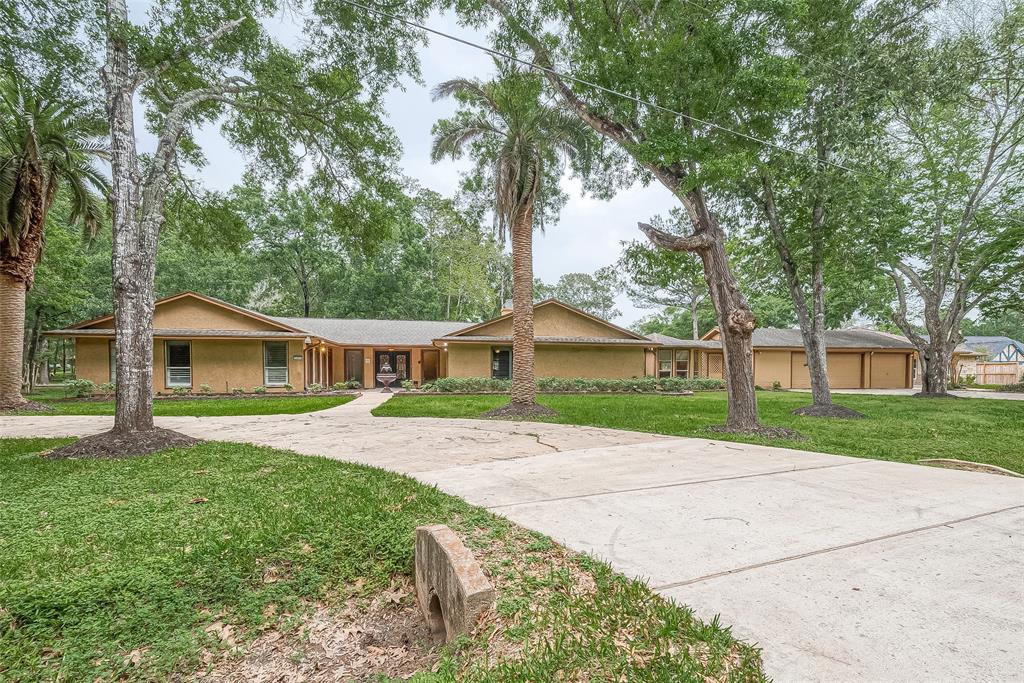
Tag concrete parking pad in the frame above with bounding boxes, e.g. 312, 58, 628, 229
2, 391, 1022, 681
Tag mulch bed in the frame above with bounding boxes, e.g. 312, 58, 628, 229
45, 428, 203, 459
917, 459, 1023, 478
482, 402, 560, 419
0, 399, 53, 414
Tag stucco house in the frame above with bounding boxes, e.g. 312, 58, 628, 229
48, 291, 926, 392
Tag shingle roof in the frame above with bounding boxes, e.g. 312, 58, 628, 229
271, 317, 471, 347
45, 328, 305, 339
645, 332, 722, 349
436, 335, 653, 346
961, 336, 1024, 357
750, 327, 916, 349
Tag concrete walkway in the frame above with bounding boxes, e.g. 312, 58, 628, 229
2, 392, 1022, 681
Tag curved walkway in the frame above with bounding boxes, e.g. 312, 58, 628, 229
2, 392, 1022, 682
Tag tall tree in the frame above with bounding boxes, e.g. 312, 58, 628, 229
619, 213, 709, 340
480, 0, 798, 433
58, 0, 428, 453
431, 66, 587, 416
878, 6, 1023, 396
535, 266, 621, 320
0, 70, 107, 409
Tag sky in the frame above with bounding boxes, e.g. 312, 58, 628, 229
127, 5, 678, 325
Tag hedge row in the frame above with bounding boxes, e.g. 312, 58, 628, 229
416, 376, 726, 393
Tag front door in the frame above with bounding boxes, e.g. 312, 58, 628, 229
374, 351, 411, 387
422, 349, 440, 383
344, 349, 364, 386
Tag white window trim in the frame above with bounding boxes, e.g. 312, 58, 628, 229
165, 341, 192, 387
264, 341, 289, 386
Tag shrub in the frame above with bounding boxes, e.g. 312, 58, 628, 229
401, 380, 416, 390
771, 380, 784, 392
997, 381, 1024, 393
252, 385, 267, 394
171, 386, 191, 396
65, 378, 95, 397
416, 376, 727, 394
96, 381, 116, 397
331, 382, 345, 391
307, 383, 323, 394
198, 383, 213, 394
283, 383, 294, 392
345, 379, 361, 389
231, 387, 245, 396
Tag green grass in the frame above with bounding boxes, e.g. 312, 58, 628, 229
0, 438, 763, 682
18, 394, 355, 416
374, 392, 1024, 473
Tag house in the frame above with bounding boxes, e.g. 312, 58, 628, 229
47, 291, 924, 393
955, 336, 1024, 383
651, 328, 918, 389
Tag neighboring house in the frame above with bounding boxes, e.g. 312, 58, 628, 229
955, 336, 1024, 383
48, 291, 925, 393
961, 336, 1024, 364
654, 328, 918, 389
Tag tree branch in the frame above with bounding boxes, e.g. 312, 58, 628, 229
638, 222, 713, 252
134, 16, 247, 89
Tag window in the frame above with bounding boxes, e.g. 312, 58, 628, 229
108, 340, 116, 382
165, 341, 192, 387
491, 347, 512, 379
675, 350, 689, 378
658, 349, 673, 378
264, 341, 289, 386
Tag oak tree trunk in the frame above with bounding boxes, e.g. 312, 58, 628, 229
105, 0, 156, 433
690, 297, 700, 340
509, 202, 537, 406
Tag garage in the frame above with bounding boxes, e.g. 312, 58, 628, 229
870, 352, 909, 388
792, 352, 863, 389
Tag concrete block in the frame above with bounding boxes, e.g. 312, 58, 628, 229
414, 524, 494, 643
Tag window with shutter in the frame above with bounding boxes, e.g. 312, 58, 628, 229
165, 341, 192, 387
264, 341, 289, 386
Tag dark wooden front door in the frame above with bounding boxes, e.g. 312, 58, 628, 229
344, 349, 364, 385
422, 349, 440, 383
374, 351, 411, 387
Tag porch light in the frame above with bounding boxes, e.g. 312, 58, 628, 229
303, 336, 311, 345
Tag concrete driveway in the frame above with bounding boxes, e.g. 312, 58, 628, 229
2, 393, 1022, 681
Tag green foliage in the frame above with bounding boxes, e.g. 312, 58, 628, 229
306, 383, 323, 394
171, 387, 191, 396
64, 378, 94, 397
963, 312, 1024, 342
535, 266, 621, 319
198, 383, 212, 394
230, 387, 244, 396
96, 382, 115, 397
997, 383, 1024, 393
251, 385, 266, 394
419, 376, 725, 393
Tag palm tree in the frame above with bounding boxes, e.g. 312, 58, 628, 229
431, 67, 586, 415
0, 72, 107, 409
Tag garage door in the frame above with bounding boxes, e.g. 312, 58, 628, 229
792, 352, 862, 389
871, 353, 908, 388
755, 351, 793, 388
827, 353, 863, 388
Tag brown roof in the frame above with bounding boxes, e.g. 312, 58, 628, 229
45, 328, 306, 339
445, 299, 648, 341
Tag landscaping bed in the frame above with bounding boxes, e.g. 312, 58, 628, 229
0, 438, 764, 682
10, 394, 356, 417
373, 392, 1024, 474
412, 376, 726, 393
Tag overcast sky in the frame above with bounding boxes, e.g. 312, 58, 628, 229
130, 5, 678, 325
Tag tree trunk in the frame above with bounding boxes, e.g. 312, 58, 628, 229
105, 0, 156, 433
690, 297, 699, 340
0, 273, 27, 408
918, 339, 953, 395
23, 306, 43, 394
509, 202, 536, 406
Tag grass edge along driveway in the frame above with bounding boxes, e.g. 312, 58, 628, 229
373, 391, 1024, 474
0, 438, 765, 682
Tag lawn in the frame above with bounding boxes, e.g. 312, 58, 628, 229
374, 392, 1024, 474
17, 392, 355, 416
0, 438, 763, 682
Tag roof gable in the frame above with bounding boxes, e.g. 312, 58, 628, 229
71, 292, 305, 334
446, 299, 646, 341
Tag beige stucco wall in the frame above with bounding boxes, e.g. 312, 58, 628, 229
535, 345, 645, 378
792, 351, 864, 389
447, 344, 492, 378
81, 296, 285, 332
73, 337, 304, 393
447, 343, 645, 379
462, 303, 636, 340
75, 338, 111, 384
754, 350, 793, 388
